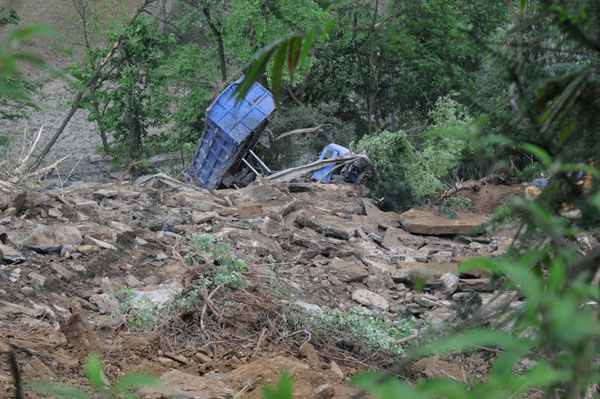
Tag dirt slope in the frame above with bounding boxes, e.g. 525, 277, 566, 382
0, 176, 520, 398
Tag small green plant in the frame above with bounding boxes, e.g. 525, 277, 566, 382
109, 287, 159, 329
297, 307, 419, 355
446, 197, 472, 210
185, 234, 248, 289
492, 203, 513, 226
31, 351, 158, 398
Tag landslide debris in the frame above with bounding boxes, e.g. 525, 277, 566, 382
0, 175, 518, 398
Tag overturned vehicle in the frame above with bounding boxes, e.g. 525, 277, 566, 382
187, 78, 377, 188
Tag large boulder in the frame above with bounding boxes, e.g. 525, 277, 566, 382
400, 209, 489, 235
22, 225, 83, 253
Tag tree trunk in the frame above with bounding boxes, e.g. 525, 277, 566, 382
203, 7, 227, 82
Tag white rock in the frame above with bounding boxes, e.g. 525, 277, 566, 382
351, 289, 389, 311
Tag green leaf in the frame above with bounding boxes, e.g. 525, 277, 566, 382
234, 39, 283, 104
85, 351, 105, 390
520, 0, 527, 12
29, 382, 90, 398
299, 27, 316, 68
262, 371, 293, 399
424, 127, 471, 139
352, 372, 424, 399
589, 192, 600, 212
271, 40, 288, 109
287, 36, 302, 81
519, 362, 569, 388
458, 257, 502, 274
416, 329, 530, 357
519, 143, 552, 167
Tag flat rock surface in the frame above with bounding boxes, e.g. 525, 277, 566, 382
400, 209, 489, 235
351, 289, 390, 311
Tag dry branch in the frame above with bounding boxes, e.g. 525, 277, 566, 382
274, 124, 331, 141
26, 154, 70, 178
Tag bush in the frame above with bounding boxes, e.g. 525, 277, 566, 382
293, 307, 419, 355
353, 95, 473, 210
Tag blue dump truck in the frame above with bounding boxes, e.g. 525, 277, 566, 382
187, 77, 276, 189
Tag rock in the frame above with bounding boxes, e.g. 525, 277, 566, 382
59, 300, 99, 351
29, 272, 46, 287
22, 225, 83, 253
48, 208, 63, 218
191, 211, 219, 224
156, 252, 168, 260
3, 207, 16, 217
91, 189, 117, 199
125, 274, 142, 287
84, 236, 117, 250
413, 357, 467, 382
0, 243, 25, 263
400, 209, 489, 235
157, 370, 234, 398
143, 276, 161, 285
51, 263, 74, 281
294, 300, 323, 313
77, 245, 97, 255
165, 352, 189, 364
383, 227, 425, 249
315, 383, 335, 399
295, 210, 357, 240
25, 356, 56, 380
20, 286, 34, 296
329, 360, 344, 380
194, 352, 213, 364
233, 230, 285, 261
328, 257, 368, 282
430, 250, 453, 264
352, 289, 390, 311
392, 262, 459, 283
440, 273, 459, 295
300, 343, 320, 368
427, 307, 456, 327
458, 278, 492, 292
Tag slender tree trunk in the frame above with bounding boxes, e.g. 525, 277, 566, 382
367, 0, 380, 134
203, 7, 227, 82
30, 0, 157, 170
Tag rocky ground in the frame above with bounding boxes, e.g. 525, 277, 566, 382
0, 175, 529, 398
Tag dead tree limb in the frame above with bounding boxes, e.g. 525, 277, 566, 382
274, 124, 331, 141
30, 0, 158, 170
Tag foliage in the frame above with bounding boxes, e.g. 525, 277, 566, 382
185, 233, 248, 289
31, 351, 158, 398
69, 15, 173, 167
294, 307, 419, 355
109, 286, 160, 329
353, 95, 472, 209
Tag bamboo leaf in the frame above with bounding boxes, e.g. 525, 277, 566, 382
299, 27, 316, 68
234, 39, 283, 103
271, 40, 288, 109
519, 143, 552, 167
85, 352, 105, 390
262, 371, 293, 399
287, 36, 302, 80
29, 382, 90, 398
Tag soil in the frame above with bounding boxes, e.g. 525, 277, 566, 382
456, 183, 526, 214
0, 177, 526, 399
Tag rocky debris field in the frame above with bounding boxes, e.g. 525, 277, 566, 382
0, 175, 522, 398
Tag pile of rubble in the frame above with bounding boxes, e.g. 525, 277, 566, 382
0, 174, 518, 398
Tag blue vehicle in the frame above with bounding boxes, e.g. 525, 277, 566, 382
312, 143, 357, 183
188, 77, 276, 189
